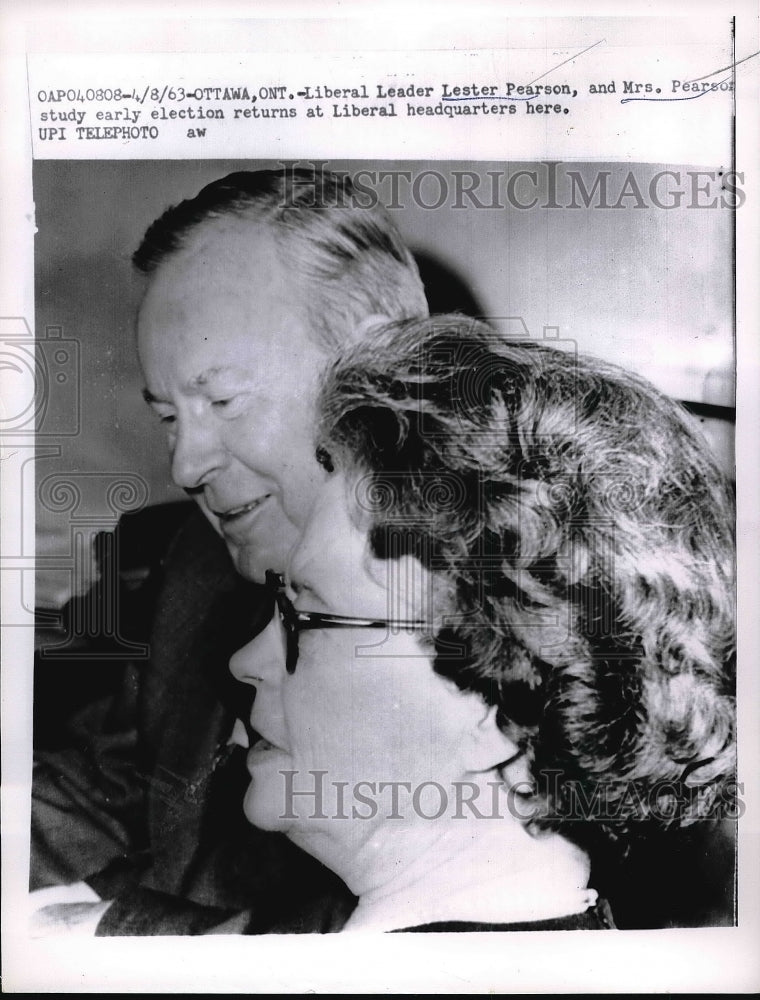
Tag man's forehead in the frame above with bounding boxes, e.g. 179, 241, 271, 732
137, 223, 315, 348
139, 221, 281, 310
171, 214, 275, 265
136, 216, 329, 394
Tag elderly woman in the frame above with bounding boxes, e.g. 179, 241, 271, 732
229, 316, 736, 932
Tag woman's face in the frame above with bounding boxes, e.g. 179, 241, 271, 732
229, 472, 498, 874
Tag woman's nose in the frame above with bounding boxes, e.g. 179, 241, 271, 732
229, 614, 288, 687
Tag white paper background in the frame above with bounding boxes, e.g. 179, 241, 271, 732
2, 1, 759, 993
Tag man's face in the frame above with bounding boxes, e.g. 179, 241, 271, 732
137, 222, 330, 581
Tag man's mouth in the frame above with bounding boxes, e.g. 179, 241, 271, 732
212, 495, 270, 522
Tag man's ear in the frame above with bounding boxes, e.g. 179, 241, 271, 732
464, 703, 521, 773
353, 314, 392, 342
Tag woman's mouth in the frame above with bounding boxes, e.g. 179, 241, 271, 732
230, 719, 284, 755
246, 736, 287, 771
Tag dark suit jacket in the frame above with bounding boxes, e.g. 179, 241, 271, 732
394, 899, 617, 932
32, 504, 355, 934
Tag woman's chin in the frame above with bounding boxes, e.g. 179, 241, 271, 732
242, 778, 291, 834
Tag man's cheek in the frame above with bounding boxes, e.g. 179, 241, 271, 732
195, 496, 225, 537
284, 473, 330, 527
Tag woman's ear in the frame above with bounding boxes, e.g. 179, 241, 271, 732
464, 703, 520, 773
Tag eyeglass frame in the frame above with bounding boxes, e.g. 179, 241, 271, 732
264, 570, 431, 674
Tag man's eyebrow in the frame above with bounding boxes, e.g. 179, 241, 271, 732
142, 368, 253, 404
188, 366, 250, 389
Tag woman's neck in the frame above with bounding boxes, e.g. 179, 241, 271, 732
339, 791, 593, 932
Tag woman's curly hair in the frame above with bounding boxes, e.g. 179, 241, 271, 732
317, 315, 736, 852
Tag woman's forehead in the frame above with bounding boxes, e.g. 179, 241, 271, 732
287, 473, 430, 615
287, 475, 368, 586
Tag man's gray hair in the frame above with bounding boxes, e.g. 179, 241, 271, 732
133, 167, 429, 350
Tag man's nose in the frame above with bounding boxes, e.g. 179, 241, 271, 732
229, 615, 288, 688
170, 417, 227, 491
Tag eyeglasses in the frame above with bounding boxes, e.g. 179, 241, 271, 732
265, 570, 430, 674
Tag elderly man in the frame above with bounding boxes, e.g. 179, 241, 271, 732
31, 167, 429, 934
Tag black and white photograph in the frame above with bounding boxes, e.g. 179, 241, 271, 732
1, 5, 758, 994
